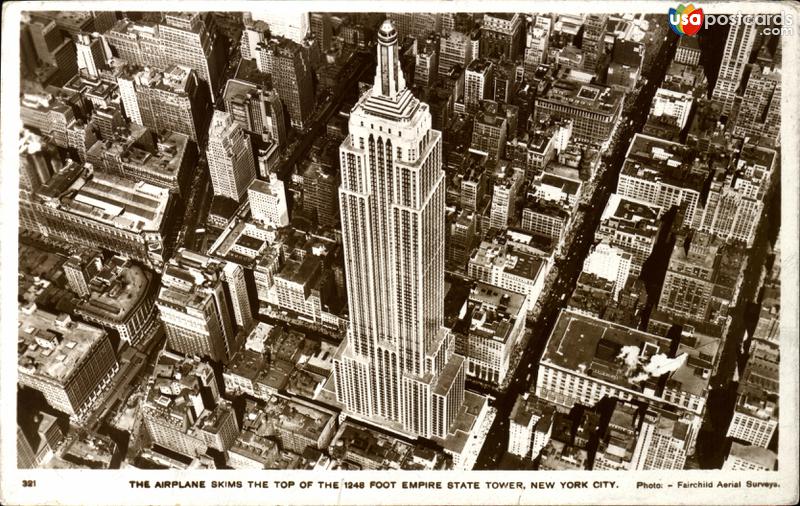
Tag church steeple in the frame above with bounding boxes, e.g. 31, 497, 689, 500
373, 20, 406, 100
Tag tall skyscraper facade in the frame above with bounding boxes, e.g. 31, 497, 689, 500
581, 14, 608, 73
118, 64, 211, 143
207, 110, 257, 202
223, 79, 287, 147
157, 249, 250, 363
104, 12, 225, 102
255, 38, 315, 129
75, 32, 108, 78
712, 23, 757, 116
333, 21, 466, 439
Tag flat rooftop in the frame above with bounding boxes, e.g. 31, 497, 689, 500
18, 307, 107, 383
540, 173, 581, 196
276, 255, 322, 287
540, 79, 623, 115
541, 310, 710, 399
40, 164, 171, 233
728, 441, 776, 469
622, 134, 705, 191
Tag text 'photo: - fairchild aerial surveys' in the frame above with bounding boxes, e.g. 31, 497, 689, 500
8, 2, 793, 494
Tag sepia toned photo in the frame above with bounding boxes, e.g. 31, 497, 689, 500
1, 1, 797, 505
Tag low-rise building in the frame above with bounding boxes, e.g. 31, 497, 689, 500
456, 282, 527, 386
141, 350, 239, 458
722, 442, 777, 471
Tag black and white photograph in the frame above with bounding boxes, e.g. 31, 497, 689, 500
0, 1, 797, 505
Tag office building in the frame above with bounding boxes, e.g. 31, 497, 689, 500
457, 282, 527, 386
657, 232, 744, 325
649, 88, 693, 131
489, 166, 522, 230
617, 134, 704, 229
468, 241, 545, 309
255, 37, 315, 129
333, 21, 477, 439
250, 11, 309, 43
17, 414, 64, 469
446, 209, 478, 271
596, 194, 661, 277
302, 156, 340, 228
534, 79, 623, 148
104, 13, 224, 101
26, 15, 79, 86
75, 32, 108, 78
118, 64, 211, 143
274, 254, 324, 324
142, 350, 239, 458
223, 78, 287, 147
73, 255, 161, 346
699, 170, 764, 247
523, 15, 551, 79
86, 125, 196, 196
480, 13, 522, 60
726, 338, 779, 448
508, 394, 554, 460
414, 36, 440, 89
207, 110, 257, 202
249, 175, 289, 228
438, 31, 474, 79
582, 241, 632, 301
464, 59, 493, 111
18, 305, 119, 420
722, 442, 777, 471
157, 249, 252, 363
34, 162, 174, 268
521, 199, 570, 243
674, 36, 701, 67
309, 13, 333, 52
594, 401, 641, 470
712, 23, 757, 116
732, 64, 781, 144
471, 102, 508, 161
388, 12, 441, 41
607, 39, 644, 91
581, 14, 608, 73
630, 405, 692, 470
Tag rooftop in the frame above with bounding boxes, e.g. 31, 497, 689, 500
510, 394, 555, 429
276, 255, 322, 287
88, 126, 190, 178
540, 173, 581, 196
622, 134, 705, 191
142, 350, 230, 431
158, 250, 225, 311
540, 79, 623, 115
332, 421, 414, 469
18, 306, 107, 383
38, 162, 171, 233
263, 394, 336, 443
541, 310, 711, 400
728, 442, 776, 469
78, 257, 153, 323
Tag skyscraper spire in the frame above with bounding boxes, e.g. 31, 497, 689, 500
334, 21, 466, 439
373, 19, 406, 100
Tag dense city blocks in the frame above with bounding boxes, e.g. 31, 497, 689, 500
16, 9, 782, 475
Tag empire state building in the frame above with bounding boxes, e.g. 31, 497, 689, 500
333, 20, 466, 438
